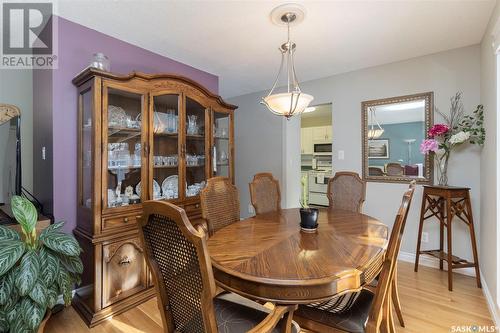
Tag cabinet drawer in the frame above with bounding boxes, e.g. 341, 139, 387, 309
102, 213, 141, 231
184, 202, 201, 217
102, 237, 148, 307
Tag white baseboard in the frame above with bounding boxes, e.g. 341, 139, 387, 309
399, 251, 499, 327
480, 274, 500, 327
398, 250, 476, 276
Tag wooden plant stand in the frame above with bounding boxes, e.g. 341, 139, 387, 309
414, 185, 481, 291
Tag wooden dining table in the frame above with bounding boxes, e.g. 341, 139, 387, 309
207, 208, 389, 305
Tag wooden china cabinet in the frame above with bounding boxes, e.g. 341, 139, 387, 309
72, 68, 236, 327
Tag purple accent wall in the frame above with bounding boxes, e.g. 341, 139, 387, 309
47, 17, 218, 232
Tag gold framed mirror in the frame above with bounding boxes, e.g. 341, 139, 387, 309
362, 92, 434, 184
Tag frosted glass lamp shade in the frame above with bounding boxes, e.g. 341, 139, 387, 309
262, 92, 314, 118
368, 128, 384, 139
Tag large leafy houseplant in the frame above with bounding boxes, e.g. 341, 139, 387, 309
0, 196, 83, 332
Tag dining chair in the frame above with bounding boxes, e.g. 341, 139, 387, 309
294, 182, 416, 333
327, 172, 366, 213
249, 173, 281, 215
368, 167, 385, 176
386, 163, 404, 176
138, 200, 299, 333
201, 176, 240, 236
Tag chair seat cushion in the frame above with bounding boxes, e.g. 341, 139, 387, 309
306, 291, 361, 314
295, 289, 374, 333
215, 293, 300, 333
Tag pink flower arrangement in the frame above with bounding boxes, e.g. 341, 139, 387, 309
428, 124, 450, 138
420, 139, 439, 154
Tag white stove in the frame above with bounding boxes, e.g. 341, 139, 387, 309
308, 169, 332, 206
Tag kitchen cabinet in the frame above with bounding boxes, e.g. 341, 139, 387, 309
312, 126, 332, 143
301, 127, 313, 154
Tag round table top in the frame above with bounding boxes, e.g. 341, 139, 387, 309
207, 208, 389, 304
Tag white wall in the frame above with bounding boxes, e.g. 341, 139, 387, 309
0, 69, 34, 200
230, 45, 481, 263
231, 92, 283, 216
480, 0, 500, 316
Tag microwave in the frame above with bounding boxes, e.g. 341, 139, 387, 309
314, 143, 332, 154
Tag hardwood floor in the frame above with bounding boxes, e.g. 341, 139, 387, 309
45, 261, 493, 333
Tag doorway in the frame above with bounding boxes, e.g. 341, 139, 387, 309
300, 103, 332, 207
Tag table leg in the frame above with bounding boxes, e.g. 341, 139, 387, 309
281, 308, 296, 333
465, 192, 482, 288
414, 193, 427, 272
439, 199, 444, 270
446, 197, 453, 291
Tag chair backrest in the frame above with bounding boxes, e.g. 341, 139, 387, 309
327, 171, 366, 213
404, 165, 418, 176
201, 176, 240, 236
386, 163, 404, 176
138, 201, 218, 333
366, 181, 416, 333
369, 167, 385, 176
249, 172, 281, 215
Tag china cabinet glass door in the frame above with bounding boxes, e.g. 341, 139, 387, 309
151, 93, 180, 201
79, 85, 93, 210
184, 96, 209, 198
211, 111, 232, 178
103, 85, 146, 210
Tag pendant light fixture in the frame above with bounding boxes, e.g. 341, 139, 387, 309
368, 106, 385, 139
262, 4, 313, 120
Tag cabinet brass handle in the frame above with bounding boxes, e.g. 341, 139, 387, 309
195, 204, 199, 208
119, 256, 131, 266
124, 217, 129, 223
135, 215, 141, 220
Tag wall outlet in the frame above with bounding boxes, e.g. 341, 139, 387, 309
248, 203, 255, 214
421, 232, 429, 243
338, 150, 345, 160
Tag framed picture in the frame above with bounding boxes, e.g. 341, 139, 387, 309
368, 139, 389, 159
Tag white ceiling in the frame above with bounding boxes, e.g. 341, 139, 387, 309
56, 0, 496, 99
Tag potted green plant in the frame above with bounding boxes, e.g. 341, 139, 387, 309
0, 196, 83, 332
299, 174, 318, 231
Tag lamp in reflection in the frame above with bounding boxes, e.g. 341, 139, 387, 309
368, 106, 384, 139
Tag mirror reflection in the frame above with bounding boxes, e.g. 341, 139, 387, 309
363, 93, 433, 183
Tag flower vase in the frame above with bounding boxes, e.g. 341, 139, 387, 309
436, 152, 450, 186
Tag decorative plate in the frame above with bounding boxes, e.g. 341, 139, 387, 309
135, 179, 160, 197
161, 175, 178, 199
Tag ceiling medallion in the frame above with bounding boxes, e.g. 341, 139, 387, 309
261, 4, 313, 120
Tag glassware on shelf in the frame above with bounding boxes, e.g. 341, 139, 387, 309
153, 109, 178, 134
133, 143, 141, 167
90, 53, 110, 72
214, 126, 229, 138
186, 181, 206, 197
153, 154, 178, 167
186, 154, 205, 166
166, 109, 178, 133
108, 105, 127, 128
108, 143, 131, 169
219, 150, 228, 163
187, 115, 199, 135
